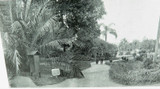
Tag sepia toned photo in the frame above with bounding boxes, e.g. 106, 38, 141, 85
0, 0, 160, 88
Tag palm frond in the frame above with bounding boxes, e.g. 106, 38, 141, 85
19, 20, 28, 29
101, 30, 106, 36
31, 15, 59, 46
11, 20, 30, 44
15, 0, 24, 19
11, 21, 22, 33
24, 0, 32, 20
34, 0, 51, 20
40, 39, 63, 52
13, 49, 21, 74
101, 23, 117, 39
109, 28, 117, 38
3, 32, 10, 44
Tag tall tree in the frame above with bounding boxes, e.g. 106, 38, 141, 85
53, 0, 106, 54
131, 40, 140, 50
140, 39, 155, 52
101, 23, 117, 42
1, 0, 106, 77
118, 38, 129, 52
0, 0, 73, 75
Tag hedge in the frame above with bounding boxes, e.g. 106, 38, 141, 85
109, 60, 160, 85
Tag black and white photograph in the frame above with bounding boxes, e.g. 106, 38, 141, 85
0, 0, 160, 88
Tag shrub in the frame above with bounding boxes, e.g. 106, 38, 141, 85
143, 58, 153, 69
135, 56, 143, 61
119, 52, 123, 55
72, 55, 91, 61
109, 60, 160, 85
125, 51, 130, 55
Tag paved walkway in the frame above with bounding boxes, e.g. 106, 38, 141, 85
42, 62, 123, 87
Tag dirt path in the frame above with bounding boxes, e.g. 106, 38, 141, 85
42, 62, 123, 87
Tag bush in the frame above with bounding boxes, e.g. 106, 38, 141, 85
119, 52, 123, 55
109, 60, 160, 85
125, 51, 130, 55
135, 56, 143, 61
143, 58, 154, 69
72, 55, 92, 61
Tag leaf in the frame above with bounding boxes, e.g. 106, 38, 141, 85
109, 29, 117, 38
12, 49, 21, 74
24, 0, 32, 20
31, 15, 59, 46
101, 23, 117, 39
34, 0, 51, 20
11, 21, 22, 33
101, 30, 106, 35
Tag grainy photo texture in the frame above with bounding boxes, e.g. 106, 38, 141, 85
0, 0, 160, 88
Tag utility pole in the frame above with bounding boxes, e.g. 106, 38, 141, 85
154, 17, 160, 61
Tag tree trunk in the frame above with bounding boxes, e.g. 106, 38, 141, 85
105, 32, 107, 42
154, 17, 160, 61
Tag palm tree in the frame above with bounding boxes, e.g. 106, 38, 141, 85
101, 23, 117, 42
1, 0, 76, 76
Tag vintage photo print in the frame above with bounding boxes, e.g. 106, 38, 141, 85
0, 0, 160, 88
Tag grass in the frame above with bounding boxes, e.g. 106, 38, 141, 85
109, 60, 160, 86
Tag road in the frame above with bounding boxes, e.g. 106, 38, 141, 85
42, 62, 123, 87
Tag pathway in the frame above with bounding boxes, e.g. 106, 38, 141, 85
42, 62, 123, 87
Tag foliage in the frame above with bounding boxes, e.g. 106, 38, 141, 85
140, 39, 156, 52
101, 23, 117, 41
92, 38, 118, 56
135, 56, 143, 61
72, 54, 92, 61
109, 60, 160, 85
143, 58, 154, 69
118, 38, 156, 52
125, 51, 131, 55
118, 38, 130, 52
0, 0, 106, 78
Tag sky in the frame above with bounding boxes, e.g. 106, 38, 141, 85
99, 0, 160, 44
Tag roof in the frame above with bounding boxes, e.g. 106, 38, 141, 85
27, 51, 40, 55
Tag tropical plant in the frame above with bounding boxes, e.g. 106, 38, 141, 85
1, 0, 74, 76
0, 0, 106, 78
101, 23, 117, 42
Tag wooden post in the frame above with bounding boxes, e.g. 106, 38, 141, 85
154, 17, 160, 61
29, 56, 34, 76
34, 55, 40, 79
27, 51, 40, 78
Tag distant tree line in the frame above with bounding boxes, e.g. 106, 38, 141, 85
118, 38, 157, 53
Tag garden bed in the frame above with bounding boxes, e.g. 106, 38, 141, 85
33, 60, 91, 86
109, 60, 160, 86
9, 60, 92, 87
